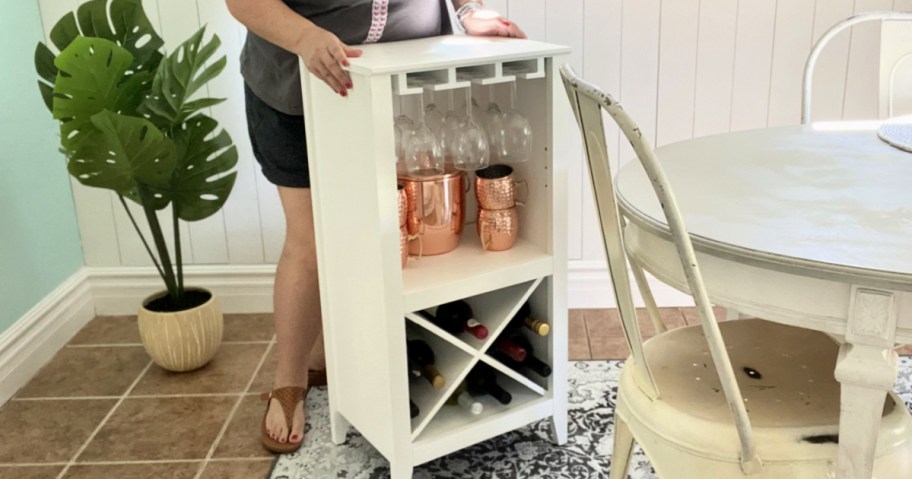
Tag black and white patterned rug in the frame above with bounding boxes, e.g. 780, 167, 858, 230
270, 359, 912, 479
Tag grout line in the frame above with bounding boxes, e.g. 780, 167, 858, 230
13, 393, 256, 401
67, 341, 273, 348
56, 361, 155, 479
206, 457, 274, 462
194, 341, 275, 479
0, 463, 70, 467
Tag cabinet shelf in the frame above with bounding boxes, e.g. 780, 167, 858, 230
402, 231, 552, 312
412, 379, 552, 465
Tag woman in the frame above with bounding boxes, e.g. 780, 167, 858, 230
225, 0, 525, 454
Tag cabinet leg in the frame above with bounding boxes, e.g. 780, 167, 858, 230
390, 460, 413, 479
330, 409, 350, 445
549, 413, 568, 445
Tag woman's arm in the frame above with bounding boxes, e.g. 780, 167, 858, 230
225, 0, 359, 96
452, 0, 526, 38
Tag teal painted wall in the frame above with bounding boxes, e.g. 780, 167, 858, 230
0, 0, 84, 331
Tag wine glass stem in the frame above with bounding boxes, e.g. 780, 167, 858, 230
466, 87, 473, 118
419, 92, 426, 122
510, 81, 517, 109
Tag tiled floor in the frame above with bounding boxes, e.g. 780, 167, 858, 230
2, 308, 910, 478
0, 314, 277, 479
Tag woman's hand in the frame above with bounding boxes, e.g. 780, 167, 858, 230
462, 15, 527, 39
296, 27, 362, 97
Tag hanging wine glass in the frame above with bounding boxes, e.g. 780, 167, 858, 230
439, 90, 465, 167
394, 95, 414, 166
452, 88, 490, 171
424, 89, 445, 135
498, 81, 534, 163
484, 85, 506, 162
404, 93, 444, 177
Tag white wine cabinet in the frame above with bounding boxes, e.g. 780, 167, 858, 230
300, 36, 571, 478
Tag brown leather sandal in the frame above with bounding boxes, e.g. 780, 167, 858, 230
308, 369, 327, 388
260, 386, 307, 454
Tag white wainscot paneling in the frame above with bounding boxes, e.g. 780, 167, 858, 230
38, 0, 904, 308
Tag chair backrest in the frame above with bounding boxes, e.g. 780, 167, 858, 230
560, 65, 762, 472
802, 11, 912, 124
880, 19, 912, 117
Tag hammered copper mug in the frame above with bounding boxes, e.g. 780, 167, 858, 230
475, 164, 527, 210
477, 207, 519, 251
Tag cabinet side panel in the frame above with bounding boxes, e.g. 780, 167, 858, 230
303, 70, 409, 459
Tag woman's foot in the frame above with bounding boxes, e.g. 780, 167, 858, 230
262, 385, 306, 452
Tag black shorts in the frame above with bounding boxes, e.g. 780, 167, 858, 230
244, 82, 310, 188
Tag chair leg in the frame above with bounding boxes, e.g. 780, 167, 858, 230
610, 415, 635, 479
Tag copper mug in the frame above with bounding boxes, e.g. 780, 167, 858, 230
397, 183, 408, 227
400, 168, 466, 256
400, 225, 409, 268
477, 207, 519, 251
475, 164, 528, 210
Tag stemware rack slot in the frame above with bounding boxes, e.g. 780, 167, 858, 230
395, 59, 544, 96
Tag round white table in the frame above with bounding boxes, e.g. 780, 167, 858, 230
616, 123, 912, 479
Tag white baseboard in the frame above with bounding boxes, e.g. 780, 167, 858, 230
0, 269, 95, 405
89, 262, 691, 314
568, 260, 693, 309
0, 261, 687, 404
87, 265, 277, 315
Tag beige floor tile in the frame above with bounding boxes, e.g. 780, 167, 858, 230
213, 395, 273, 459
64, 462, 199, 478
584, 310, 628, 360
78, 397, 236, 462
132, 344, 268, 395
223, 314, 275, 343
69, 316, 142, 345
568, 310, 590, 360
17, 347, 148, 398
199, 459, 273, 479
0, 466, 63, 478
0, 399, 116, 463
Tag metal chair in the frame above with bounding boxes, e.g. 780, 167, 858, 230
561, 64, 912, 478
802, 11, 912, 124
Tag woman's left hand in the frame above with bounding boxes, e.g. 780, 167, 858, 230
463, 15, 527, 39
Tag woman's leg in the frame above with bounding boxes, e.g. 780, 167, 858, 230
264, 186, 323, 444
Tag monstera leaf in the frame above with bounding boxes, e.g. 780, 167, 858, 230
140, 27, 227, 129
52, 37, 149, 153
151, 115, 238, 221
68, 110, 176, 202
35, 0, 163, 112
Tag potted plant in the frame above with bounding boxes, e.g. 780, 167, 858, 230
35, 0, 237, 372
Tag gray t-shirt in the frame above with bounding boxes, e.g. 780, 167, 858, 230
241, 0, 449, 115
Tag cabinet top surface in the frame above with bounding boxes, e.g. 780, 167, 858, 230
347, 36, 570, 75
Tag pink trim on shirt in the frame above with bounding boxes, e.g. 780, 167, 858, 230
364, 0, 390, 44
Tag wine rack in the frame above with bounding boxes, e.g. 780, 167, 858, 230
300, 36, 571, 478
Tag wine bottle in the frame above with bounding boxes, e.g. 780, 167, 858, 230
445, 381, 484, 415
509, 302, 550, 337
501, 333, 552, 378
407, 340, 446, 389
466, 364, 512, 405
493, 336, 527, 362
410, 400, 420, 419
434, 301, 490, 340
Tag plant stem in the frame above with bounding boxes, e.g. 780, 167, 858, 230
138, 186, 179, 301
117, 194, 165, 282
172, 206, 184, 298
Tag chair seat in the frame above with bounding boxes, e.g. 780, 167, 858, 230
618, 319, 912, 465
